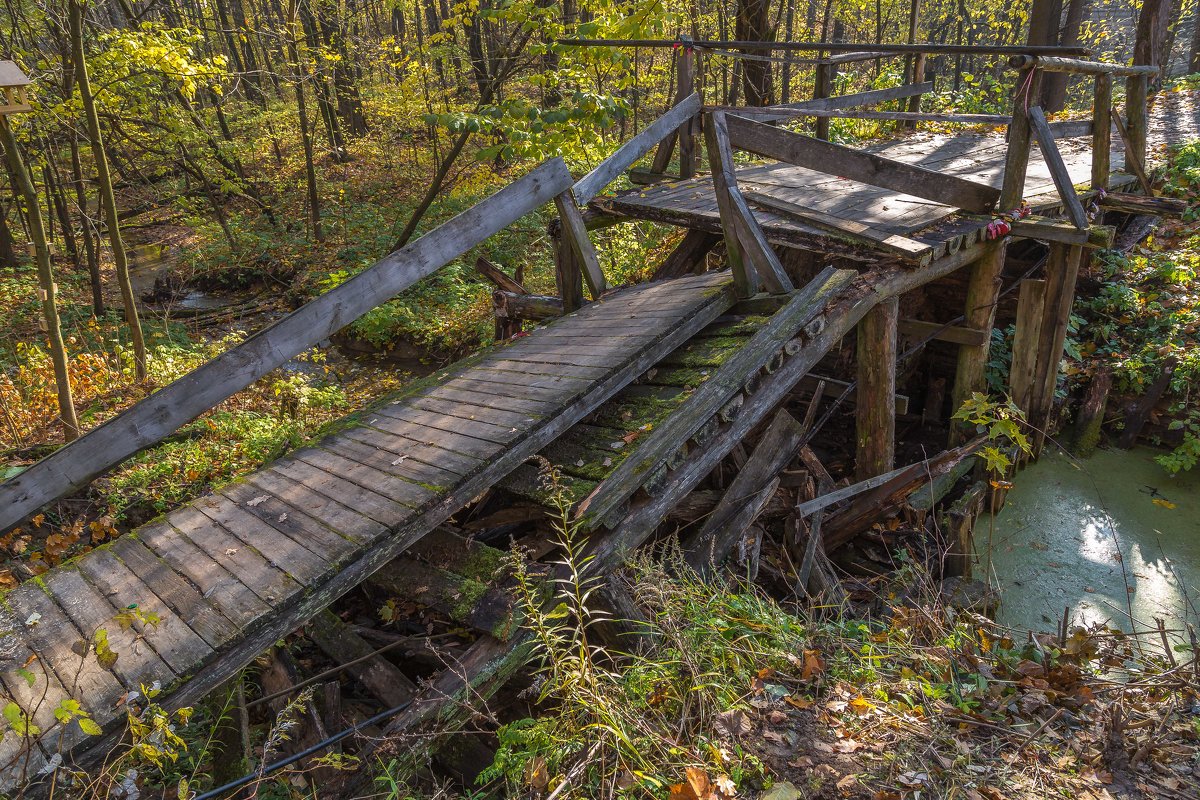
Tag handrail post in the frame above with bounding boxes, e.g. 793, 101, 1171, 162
1092, 74, 1112, 190
904, 51, 927, 129
813, 61, 831, 140
1124, 73, 1148, 176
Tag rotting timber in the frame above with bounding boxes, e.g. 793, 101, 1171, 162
0, 43, 1178, 794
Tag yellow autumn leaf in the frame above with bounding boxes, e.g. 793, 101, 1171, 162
1152, 497, 1177, 509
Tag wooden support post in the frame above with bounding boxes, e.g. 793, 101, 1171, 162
1009, 278, 1047, 413
999, 69, 1041, 210
1125, 74, 1148, 174
553, 230, 583, 312
554, 193, 607, 300
651, 47, 694, 175
949, 241, 1007, 437
1028, 243, 1084, 453
904, 52, 927, 129
680, 50, 700, 179
704, 111, 758, 297
1112, 105, 1154, 195
856, 296, 897, 480
813, 61, 831, 140
1092, 74, 1112, 189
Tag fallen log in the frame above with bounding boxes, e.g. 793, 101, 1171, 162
1099, 192, 1188, 217
494, 290, 564, 321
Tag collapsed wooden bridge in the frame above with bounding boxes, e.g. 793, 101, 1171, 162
0, 44, 1179, 790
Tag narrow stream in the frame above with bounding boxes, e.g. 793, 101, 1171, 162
989, 446, 1200, 647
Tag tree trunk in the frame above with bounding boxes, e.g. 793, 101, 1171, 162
736, 0, 774, 105
70, 0, 146, 380
1190, 2, 1200, 73
1042, 0, 1087, 112
1027, 0, 1064, 108
1, 119, 80, 441
1134, 0, 1172, 70
288, 0, 324, 241
69, 132, 103, 316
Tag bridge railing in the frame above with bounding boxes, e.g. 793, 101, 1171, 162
0, 160, 576, 534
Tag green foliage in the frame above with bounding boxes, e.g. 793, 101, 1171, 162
952, 392, 1032, 475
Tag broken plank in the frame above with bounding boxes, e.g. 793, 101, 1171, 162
1028, 106, 1089, 229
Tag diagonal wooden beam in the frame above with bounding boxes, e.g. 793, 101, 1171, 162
555, 192, 608, 299
1027, 105, 1089, 230
706, 112, 794, 294
723, 113, 1000, 213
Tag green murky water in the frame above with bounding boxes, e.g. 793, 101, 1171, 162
989, 446, 1200, 645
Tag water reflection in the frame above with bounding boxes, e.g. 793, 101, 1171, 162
990, 447, 1200, 649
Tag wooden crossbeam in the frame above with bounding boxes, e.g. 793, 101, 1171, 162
1027, 106, 1089, 230
723, 114, 1000, 213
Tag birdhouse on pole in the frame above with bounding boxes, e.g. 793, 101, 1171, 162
0, 61, 33, 116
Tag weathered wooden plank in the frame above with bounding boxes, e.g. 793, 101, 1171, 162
0, 159, 575, 533
319, 435, 465, 490
43, 566, 172, 690
107, 536, 239, 649
379, 405, 525, 446
422, 383, 558, 416
576, 267, 856, 526
1009, 278, 1046, 413
135, 523, 271, 627
360, 413, 507, 461
407, 394, 539, 429
574, 93, 702, 205
195, 484, 356, 581
78, 546, 213, 676
275, 451, 427, 520
724, 114, 999, 213
243, 470, 388, 544
340, 426, 485, 476
897, 319, 989, 347
291, 447, 437, 511
168, 506, 301, 604
6, 585, 123, 719
222, 476, 378, 549
1028, 106, 1089, 230
744, 190, 933, 263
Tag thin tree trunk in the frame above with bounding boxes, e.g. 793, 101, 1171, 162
288, 0, 324, 241
70, 0, 145, 380
69, 132, 103, 315
1, 118, 79, 441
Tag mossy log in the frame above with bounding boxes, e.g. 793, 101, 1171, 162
1071, 366, 1112, 457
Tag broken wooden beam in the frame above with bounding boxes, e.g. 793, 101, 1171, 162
651, 230, 720, 280
683, 409, 804, 574
474, 256, 527, 294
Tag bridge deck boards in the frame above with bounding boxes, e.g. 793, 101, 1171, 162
0, 270, 735, 780
597, 130, 1133, 261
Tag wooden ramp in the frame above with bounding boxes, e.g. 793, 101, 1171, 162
0, 271, 733, 782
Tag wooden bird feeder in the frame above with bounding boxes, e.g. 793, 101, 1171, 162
0, 61, 33, 115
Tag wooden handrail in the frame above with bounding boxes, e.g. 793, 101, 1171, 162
557, 40, 1092, 57
1008, 54, 1160, 77
0, 159, 574, 533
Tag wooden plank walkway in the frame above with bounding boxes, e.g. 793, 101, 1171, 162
596, 127, 1133, 260
0, 271, 734, 783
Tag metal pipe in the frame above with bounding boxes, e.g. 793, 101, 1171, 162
556, 39, 1093, 57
